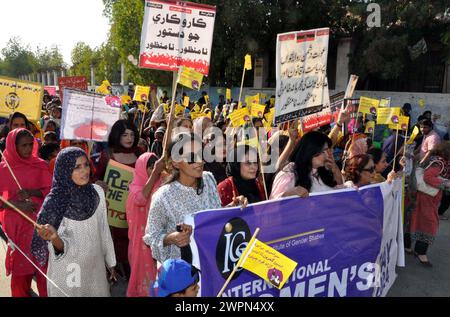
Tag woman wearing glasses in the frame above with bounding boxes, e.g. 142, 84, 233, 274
143, 133, 246, 264
344, 154, 396, 188
270, 131, 343, 199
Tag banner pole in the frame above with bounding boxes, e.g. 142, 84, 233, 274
163, 71, 179, 158
0, 196, 40, 228
238, 67, 246, 107
217, 228, 260, 297
392, 130, 399, 172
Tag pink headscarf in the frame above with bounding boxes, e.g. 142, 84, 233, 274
126, 152, 159, 211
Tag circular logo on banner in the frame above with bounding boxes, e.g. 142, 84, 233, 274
267, 268, 283, 288
401, 123, 408, 131
5, 92, 20, 110
244, 115, 250, 121
258, 111, 263, 117
391, 115, 399, 124
192, 80, 199, 90
215, 217, 251, 280
368, 127, 374, 133
370, 107, 377, 114
141, 94, 148, 102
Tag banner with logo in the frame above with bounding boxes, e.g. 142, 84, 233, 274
58, 76, 88, 103
60, 89, 121, 142
275, 28, 329, 124
139, 0, 216, 75
377, 107, 401, 125
178, 66, 204, 90
187, 180, 404, 297
104, 160, 134, 229
0, 76, 43, 121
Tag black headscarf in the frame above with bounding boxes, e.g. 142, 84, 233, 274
31, 147, 100, 266
226, 145, 261, 204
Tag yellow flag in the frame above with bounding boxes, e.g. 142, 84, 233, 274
191, 111, 212, 120
177, 66, 204, 91
264, 107, 275, 124
138, 103, 148, 113
389, 115, 410, 131
192, 104, 201, 113
229, 107, 250, 127
133, 85, 150, 102
121, 95, 132, 105
226, 88, 232, 101
175, 104, 185, 116
406, 126, 420, 145
0, 76, 43, 121
364, 121, 376, 134
238, 238, 297, 290
183, 96, 190, 108
379, 98, 391, 108
376, 107, 401, 125
96, 80, 112, 95
359, 97, 380, 115
250, 104, 266, 118
245, 94, 259, 107
244, 54, 252, 70
162, 103, 170, 114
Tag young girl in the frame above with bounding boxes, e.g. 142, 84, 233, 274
32, 147, 116, 296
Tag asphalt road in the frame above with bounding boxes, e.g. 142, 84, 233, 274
1, 218, 449, 297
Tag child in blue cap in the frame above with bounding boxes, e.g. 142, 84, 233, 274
151, 259, 200, 297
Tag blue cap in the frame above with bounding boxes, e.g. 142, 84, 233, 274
152, 259, 200, 297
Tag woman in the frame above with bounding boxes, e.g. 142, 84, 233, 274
218, 145, 266, 207
31, 147, 117, 297
406, 142, 450, 266
270, 131, 343, 199
94, 119, 142, 279
193, 116, 212, 139
347, 133, 368, 160
345, 154, 396, 188
367, 148, 389, 183
0, 128, 52, 297
143, 133, 246, 263
126, 153, 164, 297
8, 112, 29, 131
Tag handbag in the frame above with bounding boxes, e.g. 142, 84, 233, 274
415, 161, 445, 197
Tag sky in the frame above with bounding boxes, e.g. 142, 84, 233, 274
0, 0, 111, 66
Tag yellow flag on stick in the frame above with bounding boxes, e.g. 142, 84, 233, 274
237, 236, 297, 290
138, 103, 149, 113
376, 107, 402, 125
364, 121, 376, 134
226, 88, 232, 101
96, 80, 112, 95
162, 103, 170, 114
178, 66, 204, 91
250, 104, 266, 118
406, 126, 420, 145
175, 104, 185, 116
359, 97, 380, 115
229, 107, 250, 127
192, 104, 201, 113
134, 85, 151, 102
245, 94, 259, 107
191, 111, 212, 120
121, 95, 132, 105
183, 96, 190, 108
389, 115, 410, 131
244, 54, 252, 70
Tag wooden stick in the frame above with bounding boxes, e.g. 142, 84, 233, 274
237, 67, 246, 107
392, 130, 399, 171
162, 71, 179, 157
0, 149, 23, 190
0, 196, 40, 228
139, 102, 147, 137
217, 228, 260, 297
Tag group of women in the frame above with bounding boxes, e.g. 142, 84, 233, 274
0, 102, 449, 298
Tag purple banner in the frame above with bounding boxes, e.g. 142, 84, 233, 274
189, 187, 385, 297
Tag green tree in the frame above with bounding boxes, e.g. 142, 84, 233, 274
70, 42, 96, 81
0, 37, 37, 77
35, 45, 66, 72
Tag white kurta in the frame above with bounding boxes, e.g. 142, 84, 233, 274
46, 185, 116, 297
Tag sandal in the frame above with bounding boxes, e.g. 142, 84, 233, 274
414, 253, 433, 267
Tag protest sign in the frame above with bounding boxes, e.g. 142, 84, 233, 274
229, 107, 250, 127
275, 28, 329, 124
226, 88, 232, 101
96, 80, 112, 95
239, 237, 297, 290
406, 126, 420, 145
139, 0, 216, 75
187, 180, 404, 297
388, 116, 409, 131
250, 104, 266, 118
44, 86, 57, 96
60, 89, 121, 142
133, 85, 151, 102
365, 121, 376, 134
359, 97, 380, 116
244, 54, 252, 70
58, 76, 88, 102
104, 160, 134, 229
178, 66, 204, 90
0, 76, 43, 121
377, 107, 401, 125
